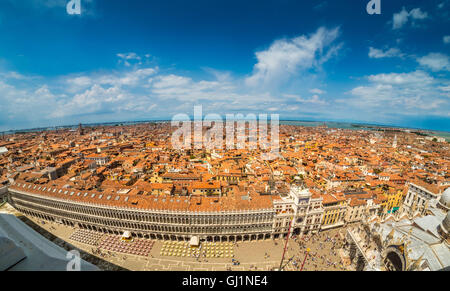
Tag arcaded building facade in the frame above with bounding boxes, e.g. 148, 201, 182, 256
8, 182, 279, 241
7, 181, 325, 241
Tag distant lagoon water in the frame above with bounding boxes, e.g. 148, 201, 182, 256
2, 120, 449, 142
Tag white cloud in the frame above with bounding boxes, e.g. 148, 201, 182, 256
307, 94, 327, 105
116, 52, 151, 67
66, 76, 92, 92
346, 70, 448, 116
117, 52, 141, 61
368, 47, 403, 59
63, 67, 158, 94
151, 74, 241, 102
0, 71, 30, 80
118, 68, 158, 85
0, 26, 347, 131
52, 85, 127, 118
283, 93, 327, 105
309, 88, 326, 95
153, 74, 191, 89
367, 70, 433, 85
443, 35, 450, 44
417, 53, 450, 71
409, 8, 428, 20
98, 68, 158, 86
392, 7, 428, 30
245, 27, 341, 88
393, 8, 410, 29
438, 85, 450, 92
0, 80, 60, 128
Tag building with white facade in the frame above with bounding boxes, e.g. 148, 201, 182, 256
401, 182, 441, 217
273, 180, 323, 236
342, 187, 450, 271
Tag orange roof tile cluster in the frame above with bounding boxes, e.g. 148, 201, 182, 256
2, 122, 448, 213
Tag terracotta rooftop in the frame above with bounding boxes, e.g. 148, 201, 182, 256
10, 181, 274, 212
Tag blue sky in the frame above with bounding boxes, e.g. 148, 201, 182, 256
0, 0, 449, 131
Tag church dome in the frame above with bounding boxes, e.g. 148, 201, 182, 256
442, 212, 450, 234
438, 187, 450, 211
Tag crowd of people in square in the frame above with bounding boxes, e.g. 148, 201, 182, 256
285, 230, 347, 271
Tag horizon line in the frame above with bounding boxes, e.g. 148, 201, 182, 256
2, 118, 449, 135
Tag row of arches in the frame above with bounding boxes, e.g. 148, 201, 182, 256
10, 191, 274, 226
10, 193, 279, 241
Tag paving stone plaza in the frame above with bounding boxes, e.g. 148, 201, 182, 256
25, 213, 349, 271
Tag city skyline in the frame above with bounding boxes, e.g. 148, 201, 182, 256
0, 0, 449, 132
3, 121, 449, 271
